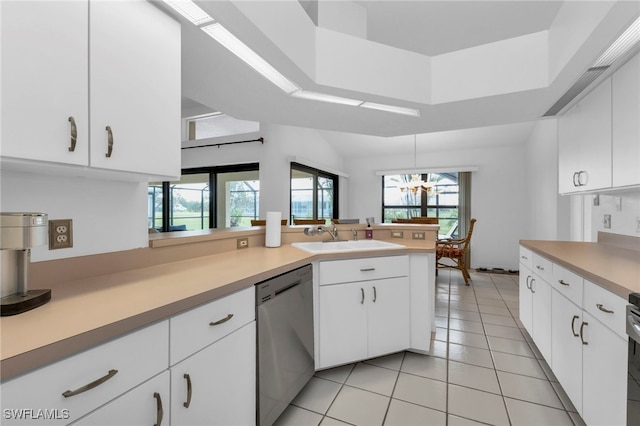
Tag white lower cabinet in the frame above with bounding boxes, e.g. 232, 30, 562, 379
521, 245, 629, 425
518, 250, 552, 362
581, 311, 628, 426
318, 277, 410, 368
0, 321, 169, 425
73, 371, 170, 426
551, 289, 584, 413
316, 255, 418, 369
170, 322, 256, 426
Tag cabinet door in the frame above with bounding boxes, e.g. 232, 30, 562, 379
558, 102, 582, 194
612, 52, 640, 187
74, 372, 170, 426
318, 283, 368, 368
171, 323, 256, 426
581, 312, 628, 426
1, 0, 89, 165
519, 268, 533, 336
89, 0, 181, 178
367, 277, 410, 358
531, 275, 552, 362
551, 290, 583, 414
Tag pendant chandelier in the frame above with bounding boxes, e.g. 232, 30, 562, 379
398, 135, 435, 195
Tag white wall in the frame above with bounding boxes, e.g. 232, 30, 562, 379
0, 170, 148, 262
182, 124, 345, 220
590, 191, 640, 239
523, 118, 570, 241
345, 141, 529, 270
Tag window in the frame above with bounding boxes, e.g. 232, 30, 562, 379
382, 172, 464, 238
149, 163, 259, 232
291, 163, 338, 223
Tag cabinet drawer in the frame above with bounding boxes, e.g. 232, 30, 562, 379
551, 263, 584, 306
170, 287, 255, 365
1, 321, 168, 425
519, 246, 533, 270
532, 253, 553, 283
318, 255, 409, 286
584, 280, 627, 339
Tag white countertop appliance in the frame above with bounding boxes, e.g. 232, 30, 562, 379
0, 212, 50, 316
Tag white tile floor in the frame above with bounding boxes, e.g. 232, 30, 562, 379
274, 269, 588, 426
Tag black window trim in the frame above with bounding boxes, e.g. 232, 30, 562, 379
290, 162, 339, 222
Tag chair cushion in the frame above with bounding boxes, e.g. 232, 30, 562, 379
437, 247, 464, 258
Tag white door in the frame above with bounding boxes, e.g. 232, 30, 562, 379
581, 312, 628, 426
612, 53, 640, 187
367, 277, 410, 358
89, 0, 181, 177
74, 372, 170, 426
551, 290, 583, 414
519, 269, 533, 336
318, 283, 368, 368
171, 323, 256, 426
531, 276, 552, 362
1, 0, 89, 165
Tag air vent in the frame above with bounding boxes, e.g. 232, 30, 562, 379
543, 66, 609, 116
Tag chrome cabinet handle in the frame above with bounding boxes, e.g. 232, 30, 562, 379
580, 321, 588, 345
521, 255, 528, 260
372, 286, 377, 303
360, 268, 375, 272
105, 126, 113, 158
578, 171, 588, 186
62, 369, 118, 397
209, 313, 233, 326
573, 172, 579, 187
68, 116, 77, 152
183, 374, 192, 408
571, 315, 580, 337
596, 304, 614, 314
360, 288, 365, 304
530, 278, 535, 294
153, 392, 164, 426
536, 265, 544, 271
558, 279, 570, 286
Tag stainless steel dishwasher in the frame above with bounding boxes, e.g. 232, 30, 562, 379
256, 264, 314, 426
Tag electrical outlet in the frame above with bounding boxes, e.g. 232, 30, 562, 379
49, 219, 73, 249
237, 237, 249, 249
636, 217, 640, 233
603, 214, 611, 229
391, 231, 404, 239
412, 232, 425, 240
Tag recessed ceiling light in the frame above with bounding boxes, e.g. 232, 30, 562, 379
592, 15, 640, 67
162, 0, 213, 26
360, 102, 421, 117
291, 90, 363, 107
201, 23, 300, 94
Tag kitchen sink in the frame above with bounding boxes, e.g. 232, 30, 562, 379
291, 239, 405, 254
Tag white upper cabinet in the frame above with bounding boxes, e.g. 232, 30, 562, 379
1, 1, 89, 165
1, 0, 181, 180
612, 53, 640, 187
558, 78, 612, 194
89, 1, 181, 177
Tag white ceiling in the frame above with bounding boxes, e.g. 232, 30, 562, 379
170, 1, 639, 158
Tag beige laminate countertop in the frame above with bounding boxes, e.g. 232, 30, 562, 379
0, 242, 432, 381
520, 240, 640, 299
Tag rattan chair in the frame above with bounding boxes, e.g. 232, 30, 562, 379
436, 218, 477, 285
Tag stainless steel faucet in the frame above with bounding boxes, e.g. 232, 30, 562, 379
303, 224, 339, 240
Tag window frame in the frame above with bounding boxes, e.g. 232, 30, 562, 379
290, 162, 339, 223
151, 163, 259, 232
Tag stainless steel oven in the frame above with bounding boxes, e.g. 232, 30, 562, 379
628, 293, 640, 425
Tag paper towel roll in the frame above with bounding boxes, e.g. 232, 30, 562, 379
265, 211, 282, 247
